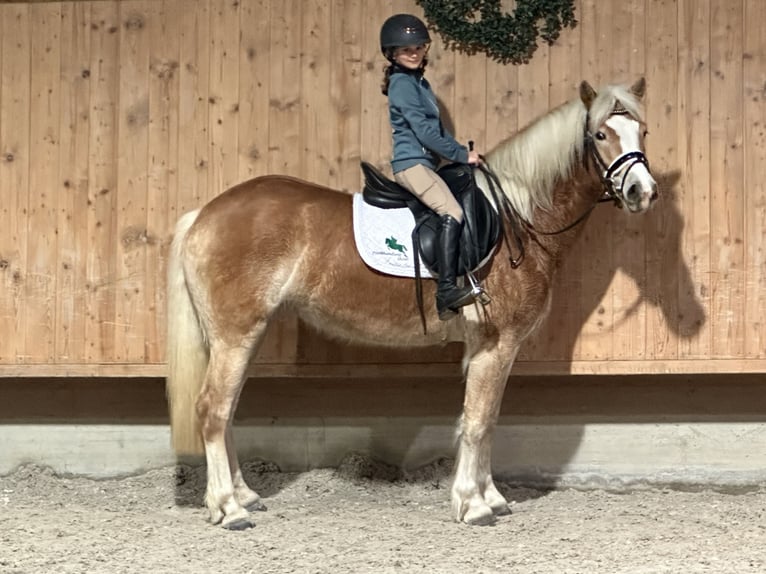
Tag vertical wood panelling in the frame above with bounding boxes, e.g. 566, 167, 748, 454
530, 0, 580, 361
237, 0, 270, 181
57, 2, 91, 362
331, 0, 363, 192
743, 0, 766, 357
301, 0, 332, 187
145, 0, 179, 362
208, 0, 240, 197
709, 0, 745, 357
27, 3, 61, 362
267, 0, 301, 175
176, 0, 210, 215
645, 0, 679, 359
609, 0, 647, 361
114, 1, 151, 362
575, 0, 616, 360
0, 0, 765, 372
85, 1, 119, 362
677, 0, 712, 359
359, 0, 392, 173
0, 5, 31, 363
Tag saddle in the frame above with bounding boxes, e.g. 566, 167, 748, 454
360, 162, 500, 277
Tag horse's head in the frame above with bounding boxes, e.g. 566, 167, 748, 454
580, 78, 658, 213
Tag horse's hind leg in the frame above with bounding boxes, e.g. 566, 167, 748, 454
197, 342, 256, 530
452, 341, 518, 525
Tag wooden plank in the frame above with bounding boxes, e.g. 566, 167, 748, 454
514, 46, 552, 362
645, 0, 680, 360
359, 0, 392, 174
330, 0, 363, 192
56, 1, 91, 363
26, 2, 61, 362
176, 0, 209, 215
452, 50, 486, 154
608, 0, 647, 362
300, 0, 332, 186
85, 0, 120, 362
573, 0, 615, 361
2, 358, 766, 378
709, 0, 745, 358
0, 4, 31, 364
528, 0, 580, 362
237, 0, 270, 181
743, 0, 766, 357
144, 0, 180, 362
114, 0, 151, 362
677, 0, 712, 359
267, 0, 302, 175
208, 0, 239, 196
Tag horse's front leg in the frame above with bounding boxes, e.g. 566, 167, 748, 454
226, 426, 267, 512
452, 341, 517, 525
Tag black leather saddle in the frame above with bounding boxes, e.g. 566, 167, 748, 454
361, 161, 500, 276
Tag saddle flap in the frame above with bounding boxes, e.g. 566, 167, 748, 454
361, 162, 413, 209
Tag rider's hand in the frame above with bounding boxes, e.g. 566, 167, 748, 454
467, 150, 481, 165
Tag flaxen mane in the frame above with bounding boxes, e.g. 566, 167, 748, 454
484, 84, 645, 223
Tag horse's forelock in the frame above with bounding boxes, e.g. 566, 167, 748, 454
587, 84, 645, 131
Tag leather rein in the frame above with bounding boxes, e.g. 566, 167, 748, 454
478, 109, 650, 269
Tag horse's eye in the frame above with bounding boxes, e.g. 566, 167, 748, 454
595, 131, 606, 141
643, 130, 649, 137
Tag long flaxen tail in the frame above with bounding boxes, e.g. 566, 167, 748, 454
166, 209, 207, 455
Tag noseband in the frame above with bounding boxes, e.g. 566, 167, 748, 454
584, 110, 650, 208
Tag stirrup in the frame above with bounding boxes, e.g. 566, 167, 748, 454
467, 272, 491, 306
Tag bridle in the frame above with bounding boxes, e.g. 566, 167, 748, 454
477, 107, 651, 268
583, 109, 651, 209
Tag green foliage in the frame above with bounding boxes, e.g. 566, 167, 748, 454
415, 0, 577, 65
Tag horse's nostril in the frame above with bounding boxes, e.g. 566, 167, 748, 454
651, 188, 659, 201
626, 184, 639, 199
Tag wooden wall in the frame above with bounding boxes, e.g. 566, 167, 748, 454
0, 0, 764, 376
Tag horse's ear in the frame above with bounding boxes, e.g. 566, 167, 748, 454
580, 81, 597, 110
630, 77, 646, 100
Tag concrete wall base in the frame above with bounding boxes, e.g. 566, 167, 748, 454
2, 375, 765, 489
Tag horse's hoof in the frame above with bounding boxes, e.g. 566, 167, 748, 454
222, 515, 253, 530
463, 505, 496, 526
491, 503, 512, 516
222, 508, 253, 530
246, 499, 267, 512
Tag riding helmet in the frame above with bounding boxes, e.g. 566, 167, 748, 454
380, 13, 431, 56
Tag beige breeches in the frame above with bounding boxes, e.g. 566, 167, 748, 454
394, 164, 463, 222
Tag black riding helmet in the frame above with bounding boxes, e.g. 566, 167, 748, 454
380, 13, 431, 58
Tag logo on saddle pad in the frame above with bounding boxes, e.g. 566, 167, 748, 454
385, 236, 407, 254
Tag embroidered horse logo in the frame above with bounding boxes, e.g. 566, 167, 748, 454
385, 236, 407, 254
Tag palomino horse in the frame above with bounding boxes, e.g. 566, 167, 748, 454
166, 78, 658, 529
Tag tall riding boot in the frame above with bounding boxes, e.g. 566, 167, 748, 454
436, 215, 475, 320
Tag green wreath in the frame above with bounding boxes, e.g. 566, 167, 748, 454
415, 0, 577, 65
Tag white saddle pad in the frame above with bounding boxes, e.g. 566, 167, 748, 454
352, 193, 435, 279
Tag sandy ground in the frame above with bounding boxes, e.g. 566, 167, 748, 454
1, 455, 765, 574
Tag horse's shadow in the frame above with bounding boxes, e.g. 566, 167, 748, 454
490, 169, 705, 491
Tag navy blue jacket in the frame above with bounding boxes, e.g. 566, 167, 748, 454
387, 68, 469, 173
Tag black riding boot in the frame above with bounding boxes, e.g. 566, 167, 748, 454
435, 215, 475, 320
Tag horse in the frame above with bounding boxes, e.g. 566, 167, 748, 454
166, 78, 658, 529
